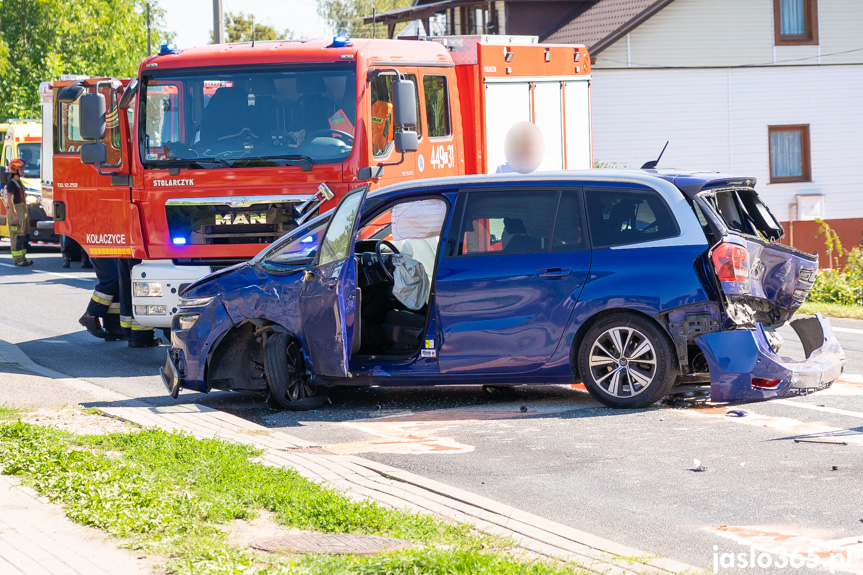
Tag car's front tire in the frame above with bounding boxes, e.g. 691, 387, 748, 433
264, 332, 327, 410
577, 313, 677, 409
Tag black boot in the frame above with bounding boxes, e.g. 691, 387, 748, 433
103, 314, 126, 341
129, 330, 160, 348
79, 314, 107, 339
62, 257, 71, 269
81, 254, 93, 269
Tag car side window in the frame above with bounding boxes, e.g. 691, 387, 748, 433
552, 190, 587, 251
586, 189, 679, 248
260, 217, 330, 271
458, 190, 557, 256
318, 190, 365, 266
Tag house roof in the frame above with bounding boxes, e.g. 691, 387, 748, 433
363, 0, 677, 57
542, 0, 676, 55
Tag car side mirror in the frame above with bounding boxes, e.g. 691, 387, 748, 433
80, 142, 107, 165
392, 79, 417, 128
394, 130, 418, 154
79, 92, 107, 141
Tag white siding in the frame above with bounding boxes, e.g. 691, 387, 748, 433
591, 64, 863, 220
593, 0, 863, 69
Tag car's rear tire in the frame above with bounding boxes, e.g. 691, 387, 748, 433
577, 313, 677, 409
264, 332, 327, 411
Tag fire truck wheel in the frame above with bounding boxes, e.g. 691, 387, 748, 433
264, 332, 327, 410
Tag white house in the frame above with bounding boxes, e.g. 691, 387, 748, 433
547, 0, 863, 262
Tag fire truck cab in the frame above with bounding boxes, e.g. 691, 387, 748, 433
52, 35, 592, 328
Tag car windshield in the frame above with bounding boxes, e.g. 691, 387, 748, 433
140, 64, 357, 168
17, 143, 40, 180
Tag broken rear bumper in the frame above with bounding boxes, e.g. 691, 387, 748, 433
694, 313, 846, 403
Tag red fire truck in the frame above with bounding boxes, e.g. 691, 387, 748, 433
49, 35, 592, 328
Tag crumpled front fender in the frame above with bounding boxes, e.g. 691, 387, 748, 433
695, 313, 846, 403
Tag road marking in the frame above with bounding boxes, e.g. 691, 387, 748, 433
833, 326, 863, 335
0, 262, 93, 282
774, 399, 863, 420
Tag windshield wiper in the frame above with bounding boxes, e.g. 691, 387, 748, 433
255, 154, 317, 172
150, 158, 230, 169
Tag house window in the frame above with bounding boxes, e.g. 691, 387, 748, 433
768, 125, 811, 183
774, 0, 818, 45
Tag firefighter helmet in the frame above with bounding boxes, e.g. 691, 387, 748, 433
9, 158, 25, 174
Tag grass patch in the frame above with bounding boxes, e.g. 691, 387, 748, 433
0, 406, 25, 420
798, 301, 863, 320
0, 421, 589, 575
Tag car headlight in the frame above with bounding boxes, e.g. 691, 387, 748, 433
134, 281, 163, 297
178, 296, 214, 309
26, 195, 39, 205
176, 314, 200, 330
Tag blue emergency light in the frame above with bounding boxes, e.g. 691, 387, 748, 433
172, 237, 187, 246
159, 43, 180, 55
328, 34, 352, 48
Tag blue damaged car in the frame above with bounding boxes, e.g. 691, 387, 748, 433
161, 171, 846, 409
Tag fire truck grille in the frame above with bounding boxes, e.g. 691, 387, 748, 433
166, 202, 301, 246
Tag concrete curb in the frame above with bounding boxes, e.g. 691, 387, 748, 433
0, 339, 703, 574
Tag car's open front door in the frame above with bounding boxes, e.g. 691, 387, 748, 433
299, 186, 369, 378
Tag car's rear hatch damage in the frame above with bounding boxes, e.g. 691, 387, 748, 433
667, 174, 844, 402
697, 184, 818, 328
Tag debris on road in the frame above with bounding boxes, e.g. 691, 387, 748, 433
793, 438, 849, 445
691, 459, 708, 472
726, 409, 748, 417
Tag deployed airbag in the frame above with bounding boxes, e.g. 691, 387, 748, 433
392, 255, 429, 311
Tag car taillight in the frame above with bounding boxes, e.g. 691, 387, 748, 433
751, 377, 782, 389
712, 242, 750, 282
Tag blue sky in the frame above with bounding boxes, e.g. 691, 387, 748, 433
162, 0, 330, 47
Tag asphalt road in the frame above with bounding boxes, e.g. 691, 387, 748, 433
3, 246, 863, 575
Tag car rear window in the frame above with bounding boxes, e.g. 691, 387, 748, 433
702, 188, 783, 242
585, 189, 679, 248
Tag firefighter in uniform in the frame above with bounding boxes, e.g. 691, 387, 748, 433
117, 258, 159, 348
371, 99, 394, 155
5, 159, 32, 267
79, 257, 124, 340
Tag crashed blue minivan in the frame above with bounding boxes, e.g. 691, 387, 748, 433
161, 171, 845, 409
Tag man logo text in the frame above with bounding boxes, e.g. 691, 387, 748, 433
215, 212, 266, 225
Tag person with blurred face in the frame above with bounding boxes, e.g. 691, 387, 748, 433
495, 121, 545, 174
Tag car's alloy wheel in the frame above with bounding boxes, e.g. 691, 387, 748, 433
588, 326, 657, 398
264, 332, 327, 410
577, 313, 676, 409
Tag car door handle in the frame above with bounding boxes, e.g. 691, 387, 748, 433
536, 267, 572, 279
327, 277, 338, 289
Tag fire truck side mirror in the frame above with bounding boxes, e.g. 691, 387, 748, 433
394, 130, 418, 154
79, 93, 107, 141
80, 142, 107, 166
392, 79, 417, 128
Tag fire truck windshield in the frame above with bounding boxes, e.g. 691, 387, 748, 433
140, 64, 357, 169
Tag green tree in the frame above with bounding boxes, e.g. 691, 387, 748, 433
0, 0, 171, 119
317, 0, 413, 38
216, 12, 291, 43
